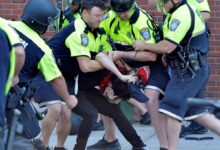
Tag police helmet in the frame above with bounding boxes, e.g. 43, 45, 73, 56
110, 0, 134, 12
71, 0, 81, 6
21, 0, 59, 34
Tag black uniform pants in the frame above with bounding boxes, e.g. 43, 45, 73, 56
84, 87, 145, 148
72, 91, 98, 150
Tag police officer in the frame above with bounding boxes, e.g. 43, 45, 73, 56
87, 0, 169, 150
55, 0, 81, 30
44, 0, 147, 149
55, 0, 110, 30
188, 0, 211, 21
34, 0, 133, 149
0, 17, 25, 150
133, 0, 220, 149
179, 0, 211, 137
6, 0, 77, 149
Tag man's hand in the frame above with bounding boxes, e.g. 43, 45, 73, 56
133, 40, 147, 51
119, 74, 136, 83
65, 95, 78, 109
111, 51, 124, 61
104, 87, 120, 104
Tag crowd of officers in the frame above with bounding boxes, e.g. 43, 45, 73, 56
0, 0, 220, 150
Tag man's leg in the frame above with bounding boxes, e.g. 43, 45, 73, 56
127, 98, 150, 125
41, 103, 62, 147
144, 89, 168, 149
127, 98, 147, 115
72, 91, 98, 150
195, 113, 220, 136
102, 115, 116, 142
86, 88, 147, 149
165, 115, 181, 150
56, 104, 71, 147
87, 115, 120, 150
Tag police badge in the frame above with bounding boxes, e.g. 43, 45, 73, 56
81, 34, 89, 47
170, 19, 180, 31
140, 28, 150, 40
102, 13, 109, 20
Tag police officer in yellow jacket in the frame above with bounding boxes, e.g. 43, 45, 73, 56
55, 0, 110, 30
55, 0, 81, 30
6, 1, 77, 149
87, 0, 169, 150
46, 0, 147, 149
179, 0, 211, 137
0, 17, 25, 150
188, 0, 210, 21
133, 0, 220, 149
8, 0, 77, 109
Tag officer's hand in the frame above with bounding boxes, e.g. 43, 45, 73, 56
12, 76, 19, 86
104, 87, 120, 104
119, 74, 136, 83
66, 95, 78, 109
133, 40, 147, 51
111, 51, 124, 61
162, 54, 167, 67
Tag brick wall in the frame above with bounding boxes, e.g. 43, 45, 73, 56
1, 0, 220, 99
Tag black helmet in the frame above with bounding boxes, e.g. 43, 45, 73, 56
110, 0, 134, 12
21, 0, 59, 34
71, 0, 81, 6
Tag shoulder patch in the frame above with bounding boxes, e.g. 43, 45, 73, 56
80, 34, 89, 47
140, 28, 151, 40
102, 14, 109, 20
170, 19, 180, 31
196, 0, 204, 3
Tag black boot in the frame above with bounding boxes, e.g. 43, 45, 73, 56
140, 112, 151, 125
86, 137, 121, 150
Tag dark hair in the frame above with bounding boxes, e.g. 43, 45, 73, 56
110, 75, 131, 100
81, 0, 105, 11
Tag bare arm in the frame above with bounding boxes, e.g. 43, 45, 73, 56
133, 40, 177, 54
12, 45, 25, 86
123, 51, 157, 62
77, 56, 104, 73
96, 52, 135, 82
112, 50, 157, 62
50, 75, 78, 109
14, 45, 25, 77
201, 12, 211, 22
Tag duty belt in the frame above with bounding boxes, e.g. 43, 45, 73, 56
168, 51, 206, 78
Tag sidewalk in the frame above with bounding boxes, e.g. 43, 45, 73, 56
49, 123, 220, 150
